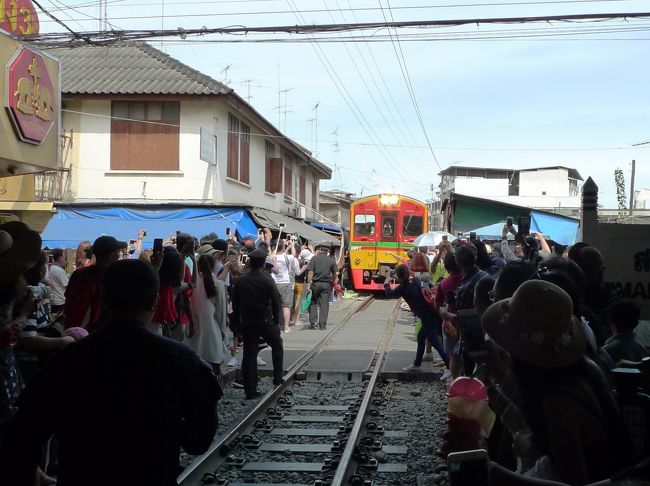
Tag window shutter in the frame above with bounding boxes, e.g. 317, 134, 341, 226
269, 158, 283, 193
312, 178, 318, 209
284, 164, 292, 200
227, 114, 239, 179
299, 167, 306, 204
240, 123, 250, 184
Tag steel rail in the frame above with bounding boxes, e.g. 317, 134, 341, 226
177, 294, 374, 485
330, 299, 400, 485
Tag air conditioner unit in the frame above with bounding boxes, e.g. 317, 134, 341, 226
297, 206, 307, 219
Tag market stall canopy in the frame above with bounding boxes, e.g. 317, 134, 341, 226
41, 207, 258, 249
444, 193, 579, 246
250, 207, 340, 245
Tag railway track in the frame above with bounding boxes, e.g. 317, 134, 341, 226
179, 297, 448, 486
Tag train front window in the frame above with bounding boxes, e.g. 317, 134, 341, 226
402, 215, 423, 237
354, 214, 376, 236
382, 217, 396, 237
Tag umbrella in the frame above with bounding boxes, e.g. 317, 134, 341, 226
413, 231, 456, 248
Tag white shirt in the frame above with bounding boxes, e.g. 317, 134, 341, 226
48, 263, 69, 306
272, 253, 300, 285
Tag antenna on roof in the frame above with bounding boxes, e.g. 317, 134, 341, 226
220, 64, 232, 85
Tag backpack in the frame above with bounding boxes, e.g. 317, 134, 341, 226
415, 276, 437, 314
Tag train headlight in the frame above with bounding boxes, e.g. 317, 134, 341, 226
379, 194, 400, 206
354, 257, 361, 264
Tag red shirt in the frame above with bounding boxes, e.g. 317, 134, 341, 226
152, 283, 177, 323
434, 270, 463, 312
64, 265, 105, 331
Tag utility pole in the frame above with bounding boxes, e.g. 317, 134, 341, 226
629, 159, 636, 216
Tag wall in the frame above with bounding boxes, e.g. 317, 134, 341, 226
454, 177, 508, 197
519, 168, 569, 197
64, 96, 322, 215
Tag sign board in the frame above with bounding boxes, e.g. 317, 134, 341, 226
589, 223, 650, 320
0, 0, 40, 37
0, 31, 59, 176
200, 127, 216, 165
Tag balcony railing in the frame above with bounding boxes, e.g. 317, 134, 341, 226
34, 168, 71, 202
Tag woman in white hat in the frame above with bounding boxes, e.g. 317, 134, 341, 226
483, 280, 634, 484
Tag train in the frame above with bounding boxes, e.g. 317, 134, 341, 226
348, 194, 428, 291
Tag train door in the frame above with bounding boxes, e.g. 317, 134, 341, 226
380, 212, 398, 242
353, 211, 378, 271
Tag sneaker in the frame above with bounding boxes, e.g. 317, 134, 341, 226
273, 377, 285, 386
256, 356, 266, 366
245, 392, 262, 400
283, 328, 291, 333
440, 369, 452, 381
422, 353, 433, 362
403, 364, 422, 372
227, 356, 238, 367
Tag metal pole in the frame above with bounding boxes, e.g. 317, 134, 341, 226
629, 159, 636, 216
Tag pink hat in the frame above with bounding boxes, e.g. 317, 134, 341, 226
65, 327, 89, 341
447, 377, 488, 401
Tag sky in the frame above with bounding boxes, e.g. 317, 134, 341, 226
35, 0, 650, 208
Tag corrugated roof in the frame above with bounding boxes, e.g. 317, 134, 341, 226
46, 42, 231, 96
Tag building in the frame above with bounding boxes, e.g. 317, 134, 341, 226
439, 165, 583, 216
318, 189, 355, 230
0, 42, 334, 244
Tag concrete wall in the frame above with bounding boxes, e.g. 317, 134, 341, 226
454, 178, 509, 197
519, 168, 570, 197
63, 97, 323, 216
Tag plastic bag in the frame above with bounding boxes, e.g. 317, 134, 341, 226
301, 290, 312, 314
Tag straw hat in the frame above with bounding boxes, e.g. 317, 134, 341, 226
198, 244, 220, 257
482, 280, 586, 368
0, 221, 42, 282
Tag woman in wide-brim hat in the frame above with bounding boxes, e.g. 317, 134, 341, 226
482, 280, 633, 484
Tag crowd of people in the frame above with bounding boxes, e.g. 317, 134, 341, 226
384, 223, 650, 485
0, 221, 344, 485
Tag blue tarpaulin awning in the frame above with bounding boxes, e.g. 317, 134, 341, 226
41, 207, 259, 249
530, 210, 579, 246
310, 222, 342, 233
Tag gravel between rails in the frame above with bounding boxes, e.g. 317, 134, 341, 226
179, 375, 274, 469
355, 379, 449, 486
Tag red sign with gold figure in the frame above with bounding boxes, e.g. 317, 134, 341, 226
6, 46, 55, 144
0, 0, 39, 37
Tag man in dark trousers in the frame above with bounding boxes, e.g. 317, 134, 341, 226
231, 248, 284, 399
306, 243, 338, 330
0, 259, 221, 486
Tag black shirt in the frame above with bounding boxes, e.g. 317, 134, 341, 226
307, 253, 337, 283
232, 268, 282, 328
0, 318, 220, 486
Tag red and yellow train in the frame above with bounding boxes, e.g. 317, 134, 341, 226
349, 194, 428, 291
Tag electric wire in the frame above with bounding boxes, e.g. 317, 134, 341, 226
284, 0, 409, 177
379, 0, 443, 172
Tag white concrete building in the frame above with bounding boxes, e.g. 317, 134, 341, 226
439, 165, 582, 214
48, 42, 330, 220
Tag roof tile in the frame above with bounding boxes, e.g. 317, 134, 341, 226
46, 42, 231, 96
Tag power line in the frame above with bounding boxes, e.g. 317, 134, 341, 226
29, 11, 650, 44
379, 0, 443, 172
31, 0, 95, 44
41, 0, 643, 20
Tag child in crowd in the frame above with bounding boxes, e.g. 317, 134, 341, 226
604, 299, 649, 364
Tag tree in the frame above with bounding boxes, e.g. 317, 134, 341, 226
614, 168, 627, 218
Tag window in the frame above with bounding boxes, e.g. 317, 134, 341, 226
311, 177, 318, 209
264, 140, 282, 193
227, 113, 250, 184
284, 163, 292, 200
299, 167, 306, 204
354, 214, 375, 236
382, 217, 396, 237
110, 101, 180, 170
402, 215, 423, 237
